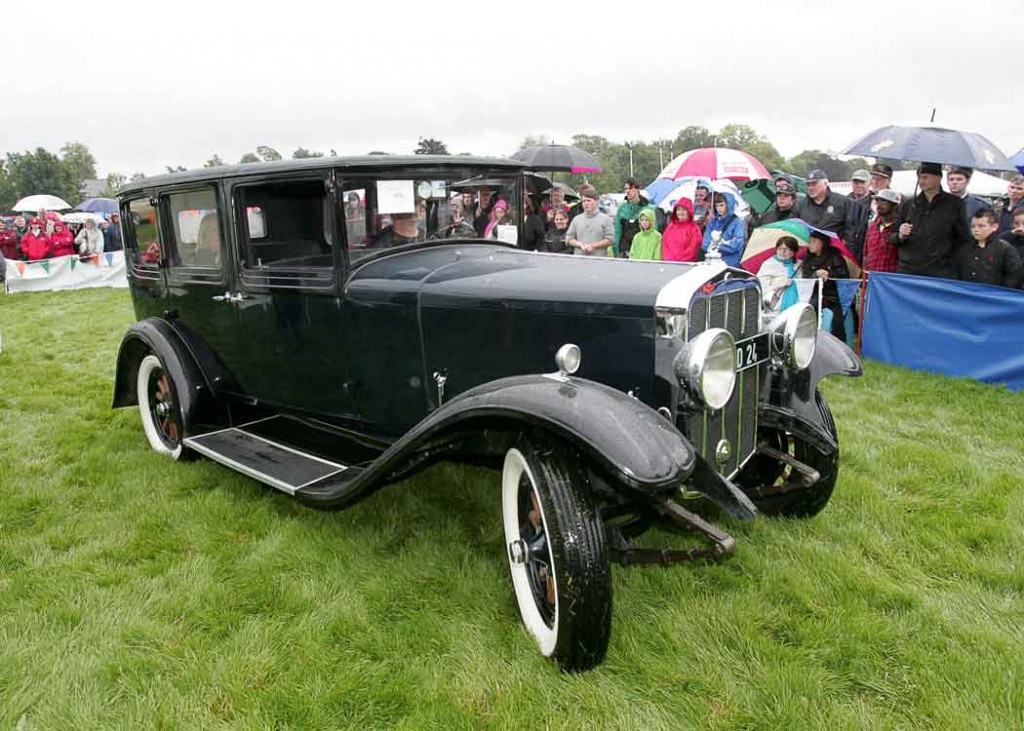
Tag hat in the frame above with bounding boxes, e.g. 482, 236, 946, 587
775, 181, 796, 196
806, 169, 828, 181
851, 169, 871, 182
493, 198, 509, 211
874, 189, 901, 205
29, 217, 42, 226
870, 163, 893, 179
917, 162, 942, 176
774, 173, 793, 184
950, 166, 974, 178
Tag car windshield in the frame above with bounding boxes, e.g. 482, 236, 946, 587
342, 172, 520, 260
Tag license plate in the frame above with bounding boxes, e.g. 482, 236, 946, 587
735, 333, 769, 371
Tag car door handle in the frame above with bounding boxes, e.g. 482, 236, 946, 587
211, 292, 232, 302
227, 292, 249, 303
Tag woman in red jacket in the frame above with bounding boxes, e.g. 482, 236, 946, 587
661, 198, 703, 262
49, 222, 75, 257
20, 218, 52, 260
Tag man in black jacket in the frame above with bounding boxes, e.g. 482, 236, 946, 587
795, 169, 865, 260
895, 162, 970, 279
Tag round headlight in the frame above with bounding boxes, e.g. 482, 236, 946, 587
554, 343, 581, 375
675, 328, 737, 410
769, 303, 817, 370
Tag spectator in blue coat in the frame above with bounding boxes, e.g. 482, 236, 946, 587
702, 191, 746, 267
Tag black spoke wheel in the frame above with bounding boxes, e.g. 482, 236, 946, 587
136, 354, 190, 460
502, 438, 612, 671
736, 390, 839, 518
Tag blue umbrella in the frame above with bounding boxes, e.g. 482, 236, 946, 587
842, 126, 1016, 172
1011, 147, 1024, 174
74, 197, 119, 215
643, 178, 683, 205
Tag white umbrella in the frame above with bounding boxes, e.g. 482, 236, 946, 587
62, 211, 107, 225
657, 178, 750, 217
13, 194, 72, 212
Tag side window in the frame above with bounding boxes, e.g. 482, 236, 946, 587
166, 188, 221, 269
236, 179, 333, 287
125, 197, 162, 276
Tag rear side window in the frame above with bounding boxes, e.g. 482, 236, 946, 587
125, 198, 162, 277
166, 188, 221, 269
236, 179, 333, 287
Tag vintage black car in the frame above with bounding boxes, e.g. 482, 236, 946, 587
112, 156, 861, 671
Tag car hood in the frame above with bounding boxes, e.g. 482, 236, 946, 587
419, 246, 697, 311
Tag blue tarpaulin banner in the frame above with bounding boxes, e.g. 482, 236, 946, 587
863, 272, 1024, 390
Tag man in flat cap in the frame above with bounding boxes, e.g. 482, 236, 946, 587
795, 169, 865, 260
895, 162, 970, 279
868, 163, 893, 196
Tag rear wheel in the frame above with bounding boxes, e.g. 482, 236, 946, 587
501, 439, 612, 671
736, 390, 839, 518
136, 353, 191, 461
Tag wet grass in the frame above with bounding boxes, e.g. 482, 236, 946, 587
1, 288, 1022, 730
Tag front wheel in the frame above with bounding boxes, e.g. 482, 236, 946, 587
136, 353, 191, 460
501, 440, 612, 671
735, 390, 839, 518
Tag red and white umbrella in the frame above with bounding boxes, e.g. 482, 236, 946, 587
657, 147, 770, 182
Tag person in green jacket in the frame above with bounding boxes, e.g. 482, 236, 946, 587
629, 208, 662, 260
614, 178, 649, 257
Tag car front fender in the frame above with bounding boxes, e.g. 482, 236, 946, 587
298, 374, 758, 520
766, 330, 861, 451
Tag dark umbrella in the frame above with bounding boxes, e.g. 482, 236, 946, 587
74, 197, 119, 215
842, 126, 1016, 172
1011, 147, 1024, 174
510, 144, 602, 173
523, 171, 553, 195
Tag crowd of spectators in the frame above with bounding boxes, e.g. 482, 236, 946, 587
513, 165, 1024, 293
0, 210, 123, 263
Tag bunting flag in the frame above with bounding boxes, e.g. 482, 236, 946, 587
91, 254, 100, 266
4, 252, 127, 293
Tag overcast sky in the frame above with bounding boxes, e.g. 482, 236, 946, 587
4, 0, 1022, 179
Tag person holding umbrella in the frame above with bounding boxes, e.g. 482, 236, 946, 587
801, 230, 850, 340
895, 162, 970, 279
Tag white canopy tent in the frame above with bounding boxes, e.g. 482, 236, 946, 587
887, 169, 1010, 198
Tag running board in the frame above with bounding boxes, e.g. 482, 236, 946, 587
184, 427, 349, 495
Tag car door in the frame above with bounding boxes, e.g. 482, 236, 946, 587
122, 194, 168, 320
227, 172, 355, 418
160, 183, 248, 393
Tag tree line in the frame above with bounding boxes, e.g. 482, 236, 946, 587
0, 127, 907, 213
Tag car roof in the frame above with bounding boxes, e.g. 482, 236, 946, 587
118, 155, 527, 195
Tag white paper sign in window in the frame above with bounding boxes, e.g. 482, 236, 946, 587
376, 180, 415, 214
496, 224, 518, 245
246, 206, 267, 238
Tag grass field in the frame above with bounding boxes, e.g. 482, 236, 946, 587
1, 287, 1023, 730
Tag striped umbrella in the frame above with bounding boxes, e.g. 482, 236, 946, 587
657, 148, 770, 182
742, 219, 861, 279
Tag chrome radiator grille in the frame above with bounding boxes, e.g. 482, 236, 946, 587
681, 284, 764, 477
